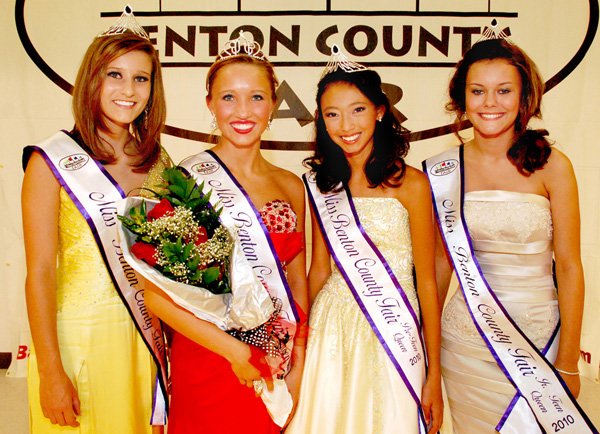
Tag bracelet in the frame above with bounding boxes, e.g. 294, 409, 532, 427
556, 368, 580, 376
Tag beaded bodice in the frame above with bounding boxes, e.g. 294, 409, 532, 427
442, 190, 558, 349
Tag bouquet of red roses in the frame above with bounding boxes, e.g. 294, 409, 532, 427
117, 167, 274, 331
119, 167, 232, 294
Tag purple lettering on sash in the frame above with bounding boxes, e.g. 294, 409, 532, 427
424, 145, 598, 433
23, 131, 168, 424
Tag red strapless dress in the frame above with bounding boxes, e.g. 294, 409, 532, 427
167, 200, 303, 434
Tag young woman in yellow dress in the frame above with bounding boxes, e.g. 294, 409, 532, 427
22, 8, 170, 433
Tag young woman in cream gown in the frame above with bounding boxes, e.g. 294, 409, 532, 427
427, 37, 595, 433
287, 50, 442, 434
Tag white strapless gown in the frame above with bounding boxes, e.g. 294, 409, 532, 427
287, 197, 421, 434
442, 190, 559, 433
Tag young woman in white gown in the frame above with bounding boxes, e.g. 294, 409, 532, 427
287, 48, 443, 434
426, 37, 594, 433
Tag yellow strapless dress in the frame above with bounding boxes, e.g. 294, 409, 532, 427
287, 197, 421, 434
28, 153, 169, 434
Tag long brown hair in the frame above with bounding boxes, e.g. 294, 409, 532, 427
71, 32, 166, 172
447, 38, 551, 175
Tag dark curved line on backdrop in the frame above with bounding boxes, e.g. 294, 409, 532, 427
15, 0, 599, 149
15, 0, 73, 94
544, 0, 598, 92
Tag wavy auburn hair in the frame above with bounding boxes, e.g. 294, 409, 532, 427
447, 38, 551, 175
71, 32, 166, 172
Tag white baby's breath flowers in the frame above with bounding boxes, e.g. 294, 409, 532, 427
142, 207, 198, 244
137, 205, 234, 286
194, 226, 233, 266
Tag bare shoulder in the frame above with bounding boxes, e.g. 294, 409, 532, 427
544, 147, 574, 175
394, 165, 432, 211
23, 150, 57, 186
541, 147, 576, 189
402, 165, 432, 195
270, 164, 304, 192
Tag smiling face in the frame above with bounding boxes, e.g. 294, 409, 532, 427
206, 62, 274, 149
99, 50, 152, 133
320, 81, 384, 160
465, 58, 522, 143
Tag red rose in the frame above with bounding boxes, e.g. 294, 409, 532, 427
195, 226, 208, 245
131, 242, 158, 267
147, 198, 174, 221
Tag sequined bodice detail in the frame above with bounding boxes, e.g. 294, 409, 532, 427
319, 197, 418, 313
55, 152, 170, 312
443, 190, 558, 349
463, 191, 552, 243
259, 199, 297, 233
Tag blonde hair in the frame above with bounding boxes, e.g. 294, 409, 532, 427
205, 55, 278, 103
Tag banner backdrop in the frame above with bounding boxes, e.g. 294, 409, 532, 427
2, 0, 599, 411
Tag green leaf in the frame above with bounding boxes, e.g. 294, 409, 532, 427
182, 242, 193, 260
189, 268, 202, 282
187, 256, 200, 270
169, 184, 186, 198
202, 266, 221, 285
184, 178, 196, 197
163, 241, 181, 258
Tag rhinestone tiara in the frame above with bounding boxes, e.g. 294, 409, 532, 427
99, 5, 149, 40
320, 44, 369, 79
478, 19, 511, 42
216, 31, 267, 62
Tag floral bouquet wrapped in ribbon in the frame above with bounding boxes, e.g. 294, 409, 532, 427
116, 167, 274, 331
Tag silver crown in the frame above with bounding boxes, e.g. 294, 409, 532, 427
321, 44, 369, 78
99, 5, 149, 40
216, 31, 266, 62
478, 19, 511, 42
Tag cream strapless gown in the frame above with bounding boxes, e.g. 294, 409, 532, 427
287, 197, 421, 434
442, 190, 559, 433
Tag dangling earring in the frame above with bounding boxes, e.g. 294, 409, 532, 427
210, 114, 217, 130
266, 119, 272, 131
144, 105, 149, 129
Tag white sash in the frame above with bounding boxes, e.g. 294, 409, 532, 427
24, 131, 168, 425
180, 151, 299, 331
179, 151, 298, 426
303, 172, 428, 434
424, 146, 597, 433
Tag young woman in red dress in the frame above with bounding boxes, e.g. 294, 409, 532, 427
144, 33, 308, 433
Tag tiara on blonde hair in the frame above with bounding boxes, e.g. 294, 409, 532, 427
216, 31, 267, 62
99, 5, 149, 40
320, 44, 369, 78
